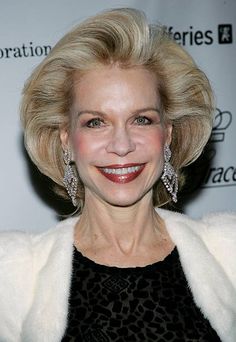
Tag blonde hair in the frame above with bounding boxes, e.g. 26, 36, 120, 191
21, 8, 214, 209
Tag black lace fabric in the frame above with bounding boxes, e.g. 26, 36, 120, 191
62, 246, 221, 342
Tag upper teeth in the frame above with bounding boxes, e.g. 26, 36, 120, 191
102, 166, 142, 175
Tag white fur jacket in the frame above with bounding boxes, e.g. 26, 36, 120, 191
0, 209, 236, 342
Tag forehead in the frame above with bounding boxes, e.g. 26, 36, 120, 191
72, 65, 160, 109
74, 64, 157, 79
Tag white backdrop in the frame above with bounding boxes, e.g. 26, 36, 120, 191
0, 0, 235, 232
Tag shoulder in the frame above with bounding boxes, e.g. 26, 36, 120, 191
158, 208, 236, 285
157, 208, 236, 270
157, 208, 236, 241
201, 211, 236, 231
0, 216, 76, 282
0, 216, 77, 268
0, 228, 30, 254
0, 229, 33, 285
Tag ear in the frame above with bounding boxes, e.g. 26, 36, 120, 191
165, 123, 173, 145
59, 126, 69, 151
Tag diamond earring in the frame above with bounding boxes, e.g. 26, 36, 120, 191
161, 144, 178, 203
63, 149, 78, 206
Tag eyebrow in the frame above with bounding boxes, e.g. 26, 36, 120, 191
77, 107, 161, 118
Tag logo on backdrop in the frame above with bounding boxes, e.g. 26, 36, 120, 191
167, 24, 233, 46
218, 24, 233, 44
203, 108, 236, 188
0, 42, 51, 59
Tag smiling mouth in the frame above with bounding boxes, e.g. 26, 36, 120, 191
97, 164, 145, 183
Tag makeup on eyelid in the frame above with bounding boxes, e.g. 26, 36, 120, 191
76, 110, 162, 129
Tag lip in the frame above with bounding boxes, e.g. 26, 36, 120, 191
97, 163, 146, 184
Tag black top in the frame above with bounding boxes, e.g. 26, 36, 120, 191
62, 246, 220, 342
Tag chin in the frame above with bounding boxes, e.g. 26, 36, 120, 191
106, 198, 138, 208
100, 188, 150, 208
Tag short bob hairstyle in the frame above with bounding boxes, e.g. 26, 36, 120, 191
21, 8, 214, 210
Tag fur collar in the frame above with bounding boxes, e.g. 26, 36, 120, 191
3, 209, 236, 341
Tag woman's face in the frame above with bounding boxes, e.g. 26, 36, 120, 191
61, 65, 172, 207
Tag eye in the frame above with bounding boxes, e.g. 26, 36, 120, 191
135, 116, 152, 125
86, 118, 104, 128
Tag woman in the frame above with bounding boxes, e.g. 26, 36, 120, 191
0, 8, 236, 342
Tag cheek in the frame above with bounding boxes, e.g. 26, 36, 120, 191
71, 132, 89, 159
139, 129, 165, 152
71, 131, 101, 161
152, 131, 165, 146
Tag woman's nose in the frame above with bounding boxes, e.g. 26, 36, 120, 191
106, 126, 136, 156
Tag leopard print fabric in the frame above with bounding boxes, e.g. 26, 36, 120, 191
62, 247, 220, 341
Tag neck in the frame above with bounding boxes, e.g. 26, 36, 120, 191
75, 190, 166, 256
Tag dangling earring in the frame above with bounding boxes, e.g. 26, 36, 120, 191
161, 144, 178, 203
63, 149, 78, 206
